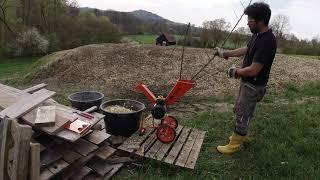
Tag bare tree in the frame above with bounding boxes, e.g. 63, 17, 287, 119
67, 0, 79, 17
39, 0, 49, 33
270, 14, 290, 43
0, 0, 15, 34
200, 18, 231, 48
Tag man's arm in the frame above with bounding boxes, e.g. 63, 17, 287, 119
224, 47, 247, 58
236, 62, 264, 77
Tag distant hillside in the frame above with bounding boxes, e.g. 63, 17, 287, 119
129, 10, 167, 22
79, 7, 201, 36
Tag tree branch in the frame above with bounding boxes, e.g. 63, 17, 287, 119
0, 3, 15, 35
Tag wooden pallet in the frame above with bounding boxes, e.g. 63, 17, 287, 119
118, 121, 206, 169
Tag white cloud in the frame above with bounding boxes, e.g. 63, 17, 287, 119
77, 0, 319, 40
272, 0, 320, 40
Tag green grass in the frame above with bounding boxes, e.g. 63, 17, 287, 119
290, 54, 320, 60
0, 57, 41, 84
125, 34, 158, 44
125, 34, 184, 44
124, 34, 245, 50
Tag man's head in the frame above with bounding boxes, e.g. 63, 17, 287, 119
244, 2, 271, 34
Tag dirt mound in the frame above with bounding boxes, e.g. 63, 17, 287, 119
28, 43, 320, 97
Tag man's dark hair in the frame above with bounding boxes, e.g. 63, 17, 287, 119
244, 2, 271, 25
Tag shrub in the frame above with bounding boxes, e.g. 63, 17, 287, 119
8, 28, 49, 57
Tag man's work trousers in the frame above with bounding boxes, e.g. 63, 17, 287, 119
233, 82, 266, 136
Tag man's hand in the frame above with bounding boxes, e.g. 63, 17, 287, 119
227, 67, 239, 78
214, 47, 228, 59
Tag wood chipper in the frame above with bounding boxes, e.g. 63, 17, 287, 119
135, 5, 251, 143
136, 80, 195, 143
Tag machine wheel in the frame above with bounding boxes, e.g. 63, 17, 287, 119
161, 116, 178, 129
157, 124, 176, 143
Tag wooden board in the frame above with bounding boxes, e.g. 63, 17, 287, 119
54, 148, 98, 180
22, 83, 47, 94
0, 117, 12, 180
61, 149, 82, 164
118, 127, 155, 153
164, 127, 191, 164
40, 168, 54, 180
95, 120, 106, 130
0, 91, 19, 110
84, 163, 123, 180
68, 166, 92, 180
185, 130, 206, 169
29, 142, 41, 180
47, 159, 69, 174
175, 129, 198, 167
71, 139, 99, 156
8, 120, 33, 180
40, 149, 62, 170
87, 157, 115, 176
84, 130, 111, 145
135, 131, 158, 156
23, 105, 72, 135
118, 125, 206, 169
0, 89, 55, 119
95, 146, 116, 160
103, 163, 124, 180
145, 125, 183, 159
35, 106, 56, 126
153, 125, 183, 161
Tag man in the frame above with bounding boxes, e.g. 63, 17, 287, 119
215, 2, 277, 154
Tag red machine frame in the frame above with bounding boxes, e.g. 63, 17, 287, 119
136, 79, 195, 143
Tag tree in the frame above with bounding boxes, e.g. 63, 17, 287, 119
0, 0, 16, 34
200, 18, 231, 48
230, 27, 250, 48
270, 14, 290, 46
67, 0, 79, 17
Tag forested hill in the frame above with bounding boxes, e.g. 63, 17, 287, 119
79, 8, 199, 36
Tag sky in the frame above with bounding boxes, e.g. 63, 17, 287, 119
77, 0, 320, 40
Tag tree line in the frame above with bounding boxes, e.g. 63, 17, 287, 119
0, 0, 319, 58
0, 0, 121, 57
187, 15, 320, 57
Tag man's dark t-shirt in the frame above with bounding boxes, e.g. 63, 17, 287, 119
242, 29, 277, 86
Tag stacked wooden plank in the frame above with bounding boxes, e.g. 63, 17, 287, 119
0, 83, 129, 180
0, 83, 103, 142
118, 116, 206, 169
36, 130, 124, 180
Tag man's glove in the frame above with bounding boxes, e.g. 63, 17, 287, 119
227, 67, 239, 78
214, 47, 228, 59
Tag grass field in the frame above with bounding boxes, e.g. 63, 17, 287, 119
0, 57, 41, 83
1, 56, 320, 179
124, 34, 246, 50
125, 34, 184, 44
291, 54, 320, 60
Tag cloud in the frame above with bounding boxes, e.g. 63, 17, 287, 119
273, 0, 320, 40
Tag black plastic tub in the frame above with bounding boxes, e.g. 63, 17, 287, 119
68, 91, 104, 111
100, 99, 145, 137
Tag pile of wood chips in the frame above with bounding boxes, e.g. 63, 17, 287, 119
28, 43, 320, 98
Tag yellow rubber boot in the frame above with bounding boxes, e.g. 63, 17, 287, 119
217, 133, 245, 154
229, 134, 251, 143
